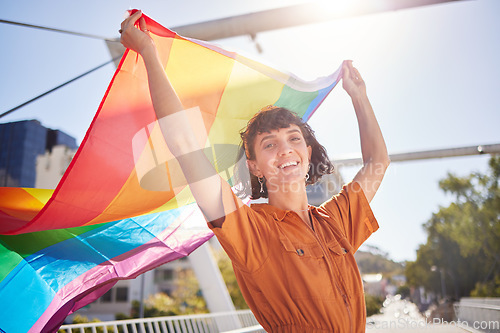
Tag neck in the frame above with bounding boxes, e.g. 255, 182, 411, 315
268, 182, 309, 212
268, 184, 312, 229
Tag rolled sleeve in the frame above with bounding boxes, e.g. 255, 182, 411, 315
319, 181, 379, 251
206, 181, 270, 272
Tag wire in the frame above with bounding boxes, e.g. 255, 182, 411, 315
0, 19, 119, 43
0, 55, 123, 119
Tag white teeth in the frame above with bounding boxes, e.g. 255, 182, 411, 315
279, 161, 298, 169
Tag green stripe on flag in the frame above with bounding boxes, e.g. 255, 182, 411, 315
274, 85, 319, 117
0, 223, 105, 259
0, 242, 22, 284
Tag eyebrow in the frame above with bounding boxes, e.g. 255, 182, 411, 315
259, 128, 302, 145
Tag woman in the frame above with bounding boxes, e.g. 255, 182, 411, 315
121, 10, 390, 332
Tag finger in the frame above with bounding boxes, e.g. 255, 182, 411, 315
139, 16, 148, 32
346, 61, 361, 80
121, 10, 142, 30
346, 60, 355, 74
352, 67, 363, 81
121, 13, 133, 30
129, 10, 143, 26
342, 60, 351, 79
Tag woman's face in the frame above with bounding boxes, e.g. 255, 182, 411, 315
248, 124, 312, 194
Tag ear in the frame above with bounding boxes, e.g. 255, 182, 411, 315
307, 145, 312, 161
246, 160, 263, 178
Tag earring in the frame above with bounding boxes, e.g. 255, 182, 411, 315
305, 173, 310, 182
258, 177, 265, 193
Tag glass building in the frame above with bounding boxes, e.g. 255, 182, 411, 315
0, 120, 77, 187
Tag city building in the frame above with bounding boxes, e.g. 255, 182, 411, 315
36, 145, 77, 189
0, 119, 77, 187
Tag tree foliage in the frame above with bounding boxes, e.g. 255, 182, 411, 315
118, 249, 248, 319
365, 294, 384, 317
471, 274, 500, 297
405, 156, 500, 299
121, 268, 208, 319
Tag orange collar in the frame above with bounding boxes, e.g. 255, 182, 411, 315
250, 203, 314, 222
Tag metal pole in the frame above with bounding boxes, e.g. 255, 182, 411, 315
139, 273, 145, 318
334, 144, 500, 167
0, 56, 121, 119
0, 19, 117, 42
440, 268, 447, 299
171, 0, 469, 41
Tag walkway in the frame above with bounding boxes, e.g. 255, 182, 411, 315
61, 297, 497, 332
367, 295, 475, 333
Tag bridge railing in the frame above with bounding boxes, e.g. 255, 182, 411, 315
454, 297, 500, 333
58, 310, 264, 333
218, 325, 265, 333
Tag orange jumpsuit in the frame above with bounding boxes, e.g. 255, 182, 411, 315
208, 181, 379, 332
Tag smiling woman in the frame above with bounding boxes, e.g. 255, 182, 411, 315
121, 9, 389, 333
236, 106, 334, 201
252, 123, 312, 194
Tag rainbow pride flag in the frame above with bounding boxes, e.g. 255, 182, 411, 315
0, 11, 342, 332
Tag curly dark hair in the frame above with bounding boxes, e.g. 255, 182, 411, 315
234, 107, 334, 199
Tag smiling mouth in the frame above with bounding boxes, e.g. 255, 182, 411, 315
278, 161, 299, 169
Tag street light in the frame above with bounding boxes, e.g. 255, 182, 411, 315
431, 265, 447, 299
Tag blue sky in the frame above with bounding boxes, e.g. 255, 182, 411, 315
1, 0, 499, 262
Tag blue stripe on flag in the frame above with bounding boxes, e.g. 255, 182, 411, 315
0, 206, 187, 332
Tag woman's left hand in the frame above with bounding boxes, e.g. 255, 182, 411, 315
120, 10, 154, 55
342, 60, 367, 99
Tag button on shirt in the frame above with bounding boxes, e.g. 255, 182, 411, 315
208, 181, 379, 333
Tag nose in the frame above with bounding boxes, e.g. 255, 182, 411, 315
277, 141, 293, 156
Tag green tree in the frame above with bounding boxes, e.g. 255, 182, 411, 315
471, 274, 500, 297
439, 157, 500, 267
121, 250, 247, 319
406, 156, 500, 300
125, 268, 208, 319
396, 285, 411, 299
365, 294, 384, 317
169, 268, 208, 314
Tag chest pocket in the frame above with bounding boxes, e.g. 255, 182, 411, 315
326, 238, 350, 256
279, 236, 324, 258
278, 236, 338, 300
326, 239, 363, 298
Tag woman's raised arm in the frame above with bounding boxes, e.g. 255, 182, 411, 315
342, 60, 390, 203
120, 11, 239, 224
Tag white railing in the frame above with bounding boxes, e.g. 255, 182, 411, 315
59, 310, 265, 333
454, 298, 500, 333
219, 326, 265, 333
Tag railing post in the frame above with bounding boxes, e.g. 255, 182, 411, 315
60, 310, 261, 333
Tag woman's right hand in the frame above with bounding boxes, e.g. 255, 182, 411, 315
342, 60, 367, 100
120, 10, 155, 55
